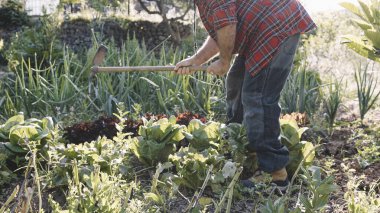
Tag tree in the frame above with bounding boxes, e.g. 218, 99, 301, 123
135, 0, 192, 45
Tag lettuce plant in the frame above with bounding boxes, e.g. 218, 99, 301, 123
0, 114, 56, 153
280, 118, 315, 176
129, 116, 186, 166
186, 119, 221, 151
219, 123, 249, 164
168, 147, 226, 191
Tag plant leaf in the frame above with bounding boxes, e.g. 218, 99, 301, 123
352, 19, 373, 30
342, 35, 380, 62
144, 192, 163, 205
3, 142, 27, 153
358, 0, 374, 23
301, 141, 315, 165
1, 114, 24, 134
340, 2, 366, 21
364, 29, 380, 49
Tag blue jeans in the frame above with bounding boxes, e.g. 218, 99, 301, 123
226, 34, 300, 173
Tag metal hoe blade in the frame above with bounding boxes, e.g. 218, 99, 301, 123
93, 44, 108, 66
90, 44, 108, 77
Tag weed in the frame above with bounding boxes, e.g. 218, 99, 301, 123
260, 166, 337, 213
49, 163, 137, 212
344, 175, 380, 213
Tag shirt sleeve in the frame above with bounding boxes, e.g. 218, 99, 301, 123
211, 0, 237, 31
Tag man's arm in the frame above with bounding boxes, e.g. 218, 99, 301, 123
174, 36, 219, 75
217, 24, 236, 64
207, 23, 236, 76
175, 0, 237, 75
194, 36, 220, 64
174, 23, 237, 75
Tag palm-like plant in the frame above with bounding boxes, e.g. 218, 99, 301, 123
340, 0, 380, 63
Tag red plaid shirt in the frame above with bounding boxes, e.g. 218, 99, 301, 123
195, 0, 316, 77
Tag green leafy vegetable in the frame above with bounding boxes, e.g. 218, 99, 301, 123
280, 118, 315, 176
130, 116, 186, 166
168, 147, 225, 190
0, 114, 56, 153
219, 123, 249, 164
186, 119, 221, 151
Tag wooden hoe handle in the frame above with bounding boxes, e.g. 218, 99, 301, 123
91, 65, 208, 74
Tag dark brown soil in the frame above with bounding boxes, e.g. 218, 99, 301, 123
318, 126, 380, 212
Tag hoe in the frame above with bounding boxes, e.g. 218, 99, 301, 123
90, 44, 208, 77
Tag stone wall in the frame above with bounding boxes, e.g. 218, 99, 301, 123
0, 17, 192, 66
59, 18, 192, 52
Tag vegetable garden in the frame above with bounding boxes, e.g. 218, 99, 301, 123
0, 0, 380, 212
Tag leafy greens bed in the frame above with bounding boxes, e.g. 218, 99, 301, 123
0, 108, 326, 212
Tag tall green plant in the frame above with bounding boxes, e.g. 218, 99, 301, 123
2, 48, 96, 120
3, 30, 225, 121
89, 38, 225, 116
354, 63, 380, 124
340, 0, 380, 62
281, 63, 323, 116
324, 78, 343, 133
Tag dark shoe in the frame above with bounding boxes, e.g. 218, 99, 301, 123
270, 179, 289, 195
240, 179, 256, 188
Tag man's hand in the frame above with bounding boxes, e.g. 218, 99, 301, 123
207, 59, 230, 76
174, 37, 220, 75
174, 56, 200, 75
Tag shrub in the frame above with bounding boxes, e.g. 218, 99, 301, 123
0, 0, 29, 29
5, 15, 62, 70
